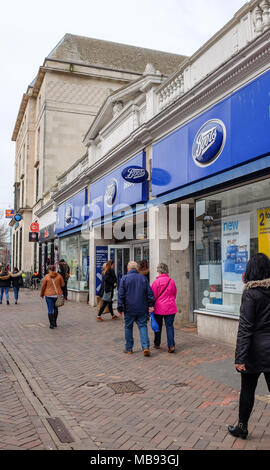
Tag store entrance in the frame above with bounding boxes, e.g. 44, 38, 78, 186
108, 242, 149, 299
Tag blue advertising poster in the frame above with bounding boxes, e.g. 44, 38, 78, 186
96, 246, 108, 295
152, 69, 270, 196
222, 213, 250, 294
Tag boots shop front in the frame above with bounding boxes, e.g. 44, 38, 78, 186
88, 151, 149, 306
152, 68, 270, 345
56, 189, 89, 302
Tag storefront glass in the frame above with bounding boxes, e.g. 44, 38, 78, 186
195, 178, 270, 317
59, 234, 89, 291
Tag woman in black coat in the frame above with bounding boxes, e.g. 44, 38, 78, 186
228, 253, 270, 439
97, 260, 118, 321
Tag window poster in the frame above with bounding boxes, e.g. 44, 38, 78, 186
257, 208, 270, 258
222, 213, 250, 294
96, 246, 108, 295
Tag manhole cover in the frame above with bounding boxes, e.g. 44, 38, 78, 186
107, 380, 144, 394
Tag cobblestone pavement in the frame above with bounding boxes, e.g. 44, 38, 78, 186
0, 289, 270, 450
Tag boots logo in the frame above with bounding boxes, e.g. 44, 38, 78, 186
105, 178, 118, 207
192, 119, 226, 167
65, 204, 73, 225
122, 166, 149, 183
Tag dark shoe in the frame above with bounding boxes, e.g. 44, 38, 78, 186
228, 422, 248, 439
143, 349, 151, 357
48, 314, 54, 329
154, 345, 160, 349
53, 311, 58, 327
168, 346, 175, 353
123, 349, 133, 354
7, 300, 9, 305
0, 301, 2, 304
15, 301, 18, 305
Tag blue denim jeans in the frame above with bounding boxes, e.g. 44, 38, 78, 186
0, 287, 9, 302
124, 314, 150, 351
45, 296, 58, 315
154, 314, 175, 348
13, 286, 19, 301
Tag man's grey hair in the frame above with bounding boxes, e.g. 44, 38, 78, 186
157, 263, 169, 274
128, 261, 138, 270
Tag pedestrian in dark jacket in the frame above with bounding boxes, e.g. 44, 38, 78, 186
0, 265, 11, 305
58, 259, 70, 300
97, 260, 118, 321
117, 261, 155, 356
228, 253, 270, 440
11, 267, 23, 304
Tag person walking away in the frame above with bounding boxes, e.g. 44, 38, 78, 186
151, 263, 178, 353
117, 261, 155, 356
228, 253, 270, 439
97, 260, 118, 321
138, 260, 150, 282
58, 259, 70, 300
40, 265, 65, 329
0, 264, 11, 305
11, 267, 23, 304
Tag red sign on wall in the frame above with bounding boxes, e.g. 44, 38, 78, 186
30, 222, 39, 232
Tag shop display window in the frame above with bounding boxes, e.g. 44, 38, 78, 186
59, 234, 89, 291
195, 179, 270, 316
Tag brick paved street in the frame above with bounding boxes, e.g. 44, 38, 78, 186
0, 289, 270, 450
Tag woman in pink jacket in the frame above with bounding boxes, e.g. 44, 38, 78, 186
151, 263, 178, 353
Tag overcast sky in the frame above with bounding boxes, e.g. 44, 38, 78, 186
0, 0, 248, 221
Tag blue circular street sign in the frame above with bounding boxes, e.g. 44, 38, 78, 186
14, 214, 22, 222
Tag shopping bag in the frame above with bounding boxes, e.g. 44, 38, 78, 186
150, 313, 160, 332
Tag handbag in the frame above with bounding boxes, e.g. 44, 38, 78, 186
51, 277, 65, 308
102, 291, 112, 302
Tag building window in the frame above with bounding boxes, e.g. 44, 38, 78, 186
19, 228, 22, 271
194, 178, 270, 317
35, 167, 39, 202
59, 234, 89, 291
21, 179, 24, 208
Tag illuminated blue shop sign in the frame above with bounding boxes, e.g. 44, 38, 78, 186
152, 69, 270, 197
56, 189, 88, 234
90, 151, 148, 219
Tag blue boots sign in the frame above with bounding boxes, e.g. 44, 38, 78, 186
121, 166, 149, 183
192, 119, 226, 167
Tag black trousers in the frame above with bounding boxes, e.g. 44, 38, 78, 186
239, 372, 270, 424
98, 301, 114, 317
62, 282, 68, 299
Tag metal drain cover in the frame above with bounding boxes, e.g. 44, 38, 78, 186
107, 380, 144, 394
174, 382, 188, 387
47, 417, 74, 443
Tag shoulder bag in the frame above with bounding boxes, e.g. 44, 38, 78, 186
51, 277, 65, 308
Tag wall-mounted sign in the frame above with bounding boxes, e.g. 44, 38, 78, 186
56, 189, 88, 234
152, 69, 270, 197
14, 214, 22, 222
5, 210, 15, 218
90, 151, 148, 220
39, 224, 56, 243
29, 232, 39, 242
30, 222, 39, 233
122, 166, 149, 183
192, 119, 226, 167
105, 178, 118, 207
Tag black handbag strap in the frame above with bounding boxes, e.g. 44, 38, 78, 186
155, 279, 171, 301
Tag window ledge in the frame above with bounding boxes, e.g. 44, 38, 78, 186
194, 309, 239, 321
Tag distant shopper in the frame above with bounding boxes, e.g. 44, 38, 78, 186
151, 263, 178, 353
97, 260, 118, 321
40, 265, 65, 329
138, 260, 150, 282
11, 267, 23, 304
117, 261, 155, 356
58, 259, 70, 300
228, 253, 270, 440
0, 264, 11, 305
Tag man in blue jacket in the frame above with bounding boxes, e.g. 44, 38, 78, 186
117, 261, 155, 356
